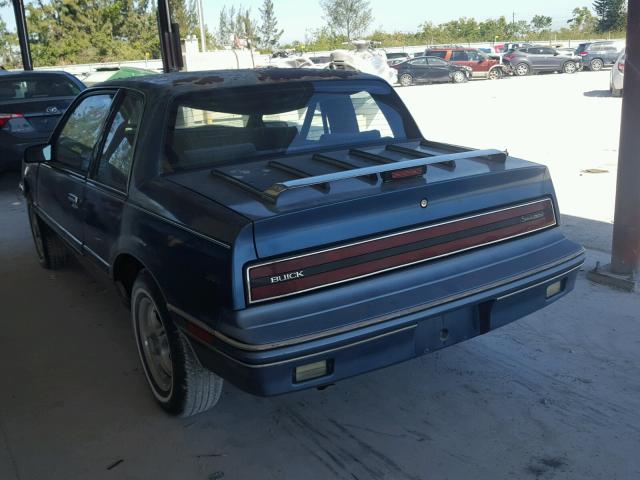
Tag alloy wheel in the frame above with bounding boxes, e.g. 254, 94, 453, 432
137, 295, 173, 397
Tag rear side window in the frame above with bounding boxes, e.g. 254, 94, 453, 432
0, 76, 81, 100
409, 58, 427, 65
540, 48, 556, 55
55, 94, 114, 172
94, 91, 144, 191
451, 51, 469, 61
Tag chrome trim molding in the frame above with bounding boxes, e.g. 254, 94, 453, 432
174, 248, 584, 353
246, 198, 557, 304
206, 324, 418, 369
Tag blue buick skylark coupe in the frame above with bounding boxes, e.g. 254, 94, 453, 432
20, 69, 584, 416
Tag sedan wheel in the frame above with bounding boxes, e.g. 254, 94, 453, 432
452, 71, 466, 83
399, 73, 413, 87
590, 58, 604, 71
515, 63, 530, 76
563, 62, 577, 74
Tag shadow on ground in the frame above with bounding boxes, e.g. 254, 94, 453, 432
560, 214, 613, 253
583, 89, 616, 98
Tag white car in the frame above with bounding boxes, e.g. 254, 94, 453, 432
610, 49, 625, 97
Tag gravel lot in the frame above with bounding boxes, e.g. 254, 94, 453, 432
397, 71, 621, 252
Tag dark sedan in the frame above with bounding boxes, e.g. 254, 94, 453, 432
0, 71, 85, 173
392, 56, 470, 86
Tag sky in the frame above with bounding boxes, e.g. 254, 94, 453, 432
1, 0, 587, 43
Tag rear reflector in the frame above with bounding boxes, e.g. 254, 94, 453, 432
580, 52, 588, 56
246, 198, 557, 303
0, 113, 23, 128
546, 280, 563, 299
295, 361, 329, 382
618, 61, 625, 73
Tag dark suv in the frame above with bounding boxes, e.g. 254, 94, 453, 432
503, 47, 580, 76
576, 41, 625, 71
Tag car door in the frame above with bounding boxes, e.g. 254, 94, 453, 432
83, 89, 145, 269
525, 48, 545, 69
406, 58, 430, 83
36, 91, 115, 252
539, 47, 561, 69
465, 50, 489, 75
426, 57, 451, 82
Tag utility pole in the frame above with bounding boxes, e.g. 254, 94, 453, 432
12, 0, 32, 70
197, 0, 206, 52
588, 0, 640, 291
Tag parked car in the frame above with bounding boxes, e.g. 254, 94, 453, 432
424, 47, 505, 79
385, 52, 411, 65
392, 56, 470, 85
0, 71, 85, 173
496, 42, 533, 53
21, 69, 584, 416
610, 49, 625, 97
576, 41, 625, 71
502, 47, 580, 76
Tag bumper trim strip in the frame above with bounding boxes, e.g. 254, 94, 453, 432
169, 248, 584, 353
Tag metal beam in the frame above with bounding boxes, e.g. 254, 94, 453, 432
12, 0, 32, 70
157, 0, 176, 73
588, 0, 640, 291
611, 0, 640, 275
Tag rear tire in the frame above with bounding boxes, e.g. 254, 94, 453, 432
452, 71, 466, 83
514, 63, 530, 76
132, 270, 223, 417
563, 61, 577, 74
399, 73, 413, 87
590, 58, 604, 71
28, 203, 68, 270
487, 68, 502, 80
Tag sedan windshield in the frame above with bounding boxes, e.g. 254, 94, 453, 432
164, 80, 410, 172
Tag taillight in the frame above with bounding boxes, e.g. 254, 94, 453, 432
618, 60, 625, 73
381, 166, 426, 181
0, 113, 23, 128
503, 54, 514, 61
579, 52, 588, 56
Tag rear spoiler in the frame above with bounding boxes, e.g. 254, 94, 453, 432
262, 144, 507, 202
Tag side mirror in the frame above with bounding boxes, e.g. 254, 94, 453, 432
24, 144, 51, 164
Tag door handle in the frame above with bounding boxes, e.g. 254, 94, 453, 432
67, 193, 80, 209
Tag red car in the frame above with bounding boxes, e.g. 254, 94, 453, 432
424, 48, 505, 80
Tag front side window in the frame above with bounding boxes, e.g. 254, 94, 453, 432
428, 58, 448, 66
164, 81, 408, 172
94, 91, 144, 191
409, 58, 427, 65
55, 94, 114, 172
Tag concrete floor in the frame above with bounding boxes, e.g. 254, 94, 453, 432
1, 72, 639, 480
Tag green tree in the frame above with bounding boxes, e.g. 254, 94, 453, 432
531, 14, 553, 33
593, 0, 627, 31
567, 6, 597, 31
320, 0, 373, 40
258, 0, 283, 50
0, 15, 18, 68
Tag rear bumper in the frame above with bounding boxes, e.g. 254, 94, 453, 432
173, 236, 584, 396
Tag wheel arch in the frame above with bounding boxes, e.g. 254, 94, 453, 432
112, 252, 159, 306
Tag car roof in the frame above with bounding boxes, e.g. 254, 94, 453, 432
0, 70, 76, 79
98, 68, 381, 94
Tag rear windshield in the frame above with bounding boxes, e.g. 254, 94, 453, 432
164, 80, 410, 172
0, 75, 81, 101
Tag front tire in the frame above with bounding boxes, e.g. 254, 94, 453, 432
452, 71, 466, 83
514, 63, 530, 76
590, 58, 604, 71
28, 203, 68, 270
563, 61, 577, 74
399, 73, 413, 87
132, 270, 223, 417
